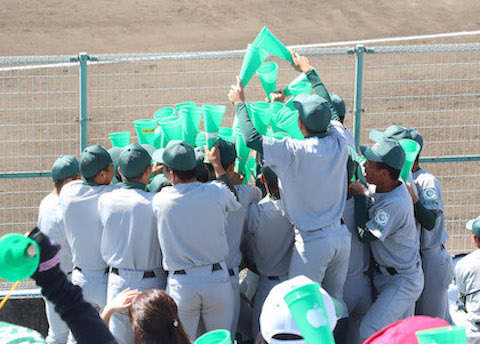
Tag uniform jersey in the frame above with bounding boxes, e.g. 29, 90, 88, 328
245, 196, 294, 277
59, 180, 117, 270
38, 193, 73, 273
263, 120, 348, 231
225, 185, 262, 269
98, 186, 162, 271
455, 249, 480, 341
152, 181, 241, 272
367, 183, 420, 270
412, 168, 448, 249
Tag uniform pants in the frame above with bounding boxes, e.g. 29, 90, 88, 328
289, 224, 351, 317
229, 267, 240, 339
167, 263, 234, 341
359, 263, 424, 341
416, 245, 454, 322
71, 268, 108, 312
343, 272, 373, 344
252, 274, 289, 338
107, 268, 167, 344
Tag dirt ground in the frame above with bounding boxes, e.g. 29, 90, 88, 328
1, 0, 480, 56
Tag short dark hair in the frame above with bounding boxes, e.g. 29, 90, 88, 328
85, 164, 111, 183
376, 161, 401, 180
171, 168, 196, 181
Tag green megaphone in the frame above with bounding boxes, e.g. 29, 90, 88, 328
157, 117, 183, 148
250, 102, 273, 135
252, 26, 293, 63
399, 139, 421, 182
109, 131, 131, 148
285, 73, 310, 96
274, 108, 304, 139
133, 119, 157, 145
234, 129, 250, 175
0, 234, 40, 282
180, 107, 203, 147
202, 104, 226, 148
194, 329, 231, 344
239, 44, 270, 87
174, 102, 196, 115
256, 62, 278, 101
416, 326, 467, 344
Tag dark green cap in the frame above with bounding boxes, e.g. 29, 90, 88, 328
108, 146, 122, 180
141, 144, 156, 158
162, 140, 196, 171
370, 125, 423, 151
152, 148, 165, 164
194, 146, 208, 181
293, 94, 331, 132
466, 216, 480, 237
146, 173, 171, 193
80, 145, 112, 179
360, 139, 405, 170
217, 138, 237, 168
51, 155, 80, 181
329, 93, 346, 118
118, 143, 152, 179
261, 166, 277, 184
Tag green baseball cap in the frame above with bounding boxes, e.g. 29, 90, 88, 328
162, 140, 196, 171
146, 173, 171, 193
370, 125, 424, 150
194, 146, 208, 181
466, 216, 480, 237
80, 145, 112, 179
293, 94, 331, 133
329, 93, 346, 118
118, 143, 152, 179
217, 138, 237, 168
51, 155, 80, 181
108, 146, 122, 180
141, 144, 156, 158
360, 139, 406, 170
152, 148, 165, 164
261, 166, 277, 184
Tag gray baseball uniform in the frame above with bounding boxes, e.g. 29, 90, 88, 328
38, 192, 73, 344
413, 168, 454, 322
99, 184, 166, 344
455, 249, 480, 342
59, 180, 117, 311
152, 181, 241, 340
263, 119, 351, 316
245, 195, 294, 338
359, 182, 424, 341
225, 184, 262, 337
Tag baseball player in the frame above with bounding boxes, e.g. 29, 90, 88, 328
98, 143, 166, 344
369, 126, 454, 321
59, 145, 116, 313
244, 166, 294, 338
152, 140, 241, 340
216, 139, 262, 338
455, 216, 480, 342
229, 51, 351, 330
349, 139, 424, 341
38, 155, 80, 344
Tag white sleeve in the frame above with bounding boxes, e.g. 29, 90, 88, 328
263, 137, 295, 175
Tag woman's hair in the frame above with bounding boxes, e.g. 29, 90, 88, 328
129, 289, 190, 344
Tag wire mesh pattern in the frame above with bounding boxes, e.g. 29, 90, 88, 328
0, 44, 479, 291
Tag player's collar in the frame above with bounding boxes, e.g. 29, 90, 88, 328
82, 181, 100, 186
120, 182, 146, 191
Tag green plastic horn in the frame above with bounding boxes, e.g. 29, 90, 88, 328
218, 127, 234, 143
195, 131, 206, 147
133, 119, 157, 145
109, 131, 131, 148
416, 326, 467, 344
239, 44, 269, 87
256, 62, 278, 101
180, 107, 203, 147
269, 103, 285, 131
157, 117, 183, 148
194, 329, 231, 344
0, 234, 40, 282
234, 130, 250, 175
288, 82, 312, 97
399, 139, 421, 182
275, 108, 304, 139
202, 104, 226, 148
153, 107, 176, 121
252, 26, 294, 63
174, 102, 196, 115
250, 102, 273, 135
284, 282, 335, 344
285, 73, 310, 96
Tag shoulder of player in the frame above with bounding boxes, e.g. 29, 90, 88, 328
455, 251, 480, 276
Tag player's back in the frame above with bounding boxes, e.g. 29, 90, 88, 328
60, 180, 115, 270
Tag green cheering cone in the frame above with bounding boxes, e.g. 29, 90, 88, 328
234, 129, 250, 175
256, 62, 278, 101
250, 102, 273, 135
109, 131, 131, 148
202, 104, 226, 148
273, 108, 304, 139
285, 73, 310, 96
252, 26, 293, 63
288, 82, 312, 97
174, 102, 196, 115
157, 117, 183, 148
194, 329, 231, 344
239, 44, 269, 87
180, 107, 203, 146
134, 119, 157, 145
399, 139, 421, 182
153, 107, 178, 148
416, 326, 467, 344
0, 233, 40, 282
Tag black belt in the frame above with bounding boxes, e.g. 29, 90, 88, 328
228, 268, 235, 276
268, 276, 280, 281
174, 263, 222, 275
375, 261, 420, 276
74, 266, 109, 274
110, 267, 156, 279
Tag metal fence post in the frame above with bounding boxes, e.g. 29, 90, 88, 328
352, 44, 365, 151
78, 52, 89, 152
